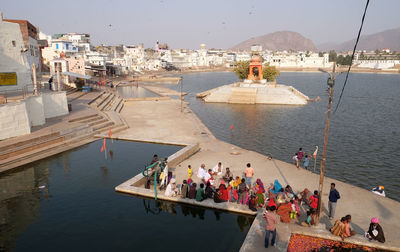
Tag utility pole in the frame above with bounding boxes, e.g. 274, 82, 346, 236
32, 64, 37, 95
316, 63, 336, 225
180, 77, 183, 112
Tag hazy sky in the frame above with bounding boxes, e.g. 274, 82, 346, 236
2, 0, 400, 49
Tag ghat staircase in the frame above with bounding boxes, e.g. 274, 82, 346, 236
0, 88, 128, 172
228, 87, 257, 104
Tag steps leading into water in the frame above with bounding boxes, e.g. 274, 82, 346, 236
228, 87, 257, 104
0, 88, 128, 172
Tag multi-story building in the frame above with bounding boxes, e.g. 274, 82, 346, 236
3, 18, 40, 73
0, 13, 33, 92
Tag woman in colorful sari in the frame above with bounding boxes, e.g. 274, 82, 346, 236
255, 178, 266, 207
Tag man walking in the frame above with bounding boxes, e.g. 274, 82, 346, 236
328, 183, 340, 220
263, 205, 278, 248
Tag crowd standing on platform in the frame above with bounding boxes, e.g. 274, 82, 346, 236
153, 152, 387, 248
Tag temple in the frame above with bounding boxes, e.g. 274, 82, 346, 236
248, 55, 263, 81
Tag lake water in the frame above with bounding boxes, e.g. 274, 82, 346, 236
0, 140, 253, 251
176, 71, 400, 201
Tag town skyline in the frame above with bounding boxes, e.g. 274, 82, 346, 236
2, 0, 400, 49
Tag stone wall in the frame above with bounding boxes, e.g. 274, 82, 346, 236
42, 91, 68, 118
25, 95, 45, 126
0, 102, 30, 140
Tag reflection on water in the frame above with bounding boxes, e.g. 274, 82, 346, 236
116, 85, 158, 98
142, 199, 254, 231
0, 140, 251, 252
176, 72, 400, 201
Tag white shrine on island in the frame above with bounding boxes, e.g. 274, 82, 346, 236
197, 53, 309, 105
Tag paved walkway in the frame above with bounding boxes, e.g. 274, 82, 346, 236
115, 91, 400, 251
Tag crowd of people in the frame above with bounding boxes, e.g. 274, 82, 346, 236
159, 154, 386, 247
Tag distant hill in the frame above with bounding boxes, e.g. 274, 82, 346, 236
231, 31, 317, 52
318, 27, 400, 52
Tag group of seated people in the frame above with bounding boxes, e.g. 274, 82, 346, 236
163, 163, 386, 243
329, 215, 385, 243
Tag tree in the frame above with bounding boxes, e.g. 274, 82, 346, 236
337, 55, 352, 66
374, 49, 380, 55
263, 63, 280, 82
328, 51, 337, 62
233, 61, 250, 80
318, 52, 324, 57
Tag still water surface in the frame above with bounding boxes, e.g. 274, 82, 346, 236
176, 72, 400, 201
0, 140, 252, 251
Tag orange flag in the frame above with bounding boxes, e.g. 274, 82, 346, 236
100, 138, 106, 152
231, 124, 234, 131
108, 128, 112, 138
313, 146, 318, 159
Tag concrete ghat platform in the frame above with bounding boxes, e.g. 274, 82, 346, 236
197, 82, 309, 105
241, 212, 400, 252
115, 173, 257, 216
114, 89, 400, 251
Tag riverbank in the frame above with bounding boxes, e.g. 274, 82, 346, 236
112, 86, 400, 250
139, 66, 400, 78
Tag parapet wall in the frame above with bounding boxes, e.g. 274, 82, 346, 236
0, 102, 30, 140
42, 92, 69, 118
25, 95, 45, 126
0, 92, 69, 140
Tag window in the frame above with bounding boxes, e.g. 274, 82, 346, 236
12, 40, 16, 47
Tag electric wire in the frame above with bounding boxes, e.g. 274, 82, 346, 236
334, 0, 370, 113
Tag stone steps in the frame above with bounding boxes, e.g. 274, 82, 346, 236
0, 132, 60, 153
92, 120, 114, 132
115, 99, 124, 113
0, 134, 65, 161
88, 118, 108, 127
229, 87, 257, 104
0, 133, 95, 172
68, 113, 100, 123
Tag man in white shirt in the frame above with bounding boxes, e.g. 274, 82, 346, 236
212, 162, 223, 176
197, 164, 207, 180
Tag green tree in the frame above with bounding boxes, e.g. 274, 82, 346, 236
328, 50, 337, 62
233, 61, 250, 80
263, 63, 280, 82
374, 49, 380, 55
337, 55, 352, 66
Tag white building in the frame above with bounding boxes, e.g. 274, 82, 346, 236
267, 52, 332, 68
0, 13, 32, 92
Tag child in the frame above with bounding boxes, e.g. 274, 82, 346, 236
249, 195, 257, 211
301, 209, 315, 227
289, 199, 297, 219
196, 183, 206, 202
310, 190, 319, 211
237, 178, 247, 204
234, 176, 241, 189
303, 155, 310, 170
294, 196, 301, 217
292, 153, 299, 169
181, 180, 188, 198
187, 165, 193, 179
